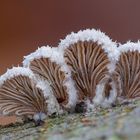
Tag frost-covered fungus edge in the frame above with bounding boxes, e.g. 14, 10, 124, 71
58, 29, 120, 71
97, 41, 140, 107
118, 41, 140, 53
0, 67, 35, 87
0, 66, 62, 116
23, 45, 78, 109
0, 66, 49, 96
58, 29, 120, 108
88, 78, 118, 109
101, 80, 117, 108
36, 79, 63, 115
23, 45, 65, 68
60, 64, 78, 108
23, 45, 66, 115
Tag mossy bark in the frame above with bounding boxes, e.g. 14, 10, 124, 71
0, 100, 140, 140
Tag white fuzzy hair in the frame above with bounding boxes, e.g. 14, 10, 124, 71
23, 46, 78, 109
118, 41, 140, 53
101, 80, 117, 108
97, 41, 140, 107
58, 29, 120, 107
36, 80, 63, 115
0, 66, 62, 115
23, 46, 64, 67
58, 28, 120, 73
90, 79, 117, 109
0, 67, 35, 87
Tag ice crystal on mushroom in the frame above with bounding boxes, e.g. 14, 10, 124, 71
112, 42, 140, 99
23, 46, 77, 111
58, 29, 119, 108
0, 29, 140, 124
0, 67, 47, 122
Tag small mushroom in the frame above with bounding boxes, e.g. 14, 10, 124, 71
23, 46, 77, 112
59, 29, 119, 108
113, 42, 140, 99
0, 67, 48, 124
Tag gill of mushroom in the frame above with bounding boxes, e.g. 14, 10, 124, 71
58, 29, 120, 110
23, 46, 77, 113
0, 67, 57, 125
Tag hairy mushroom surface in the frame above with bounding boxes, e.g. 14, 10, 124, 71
23, 46, 77, 111
0, 67, 47, 122
113, 42, 140, 99
59, 29, 119, 107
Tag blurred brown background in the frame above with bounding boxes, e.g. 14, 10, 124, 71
0, 0, 140, 75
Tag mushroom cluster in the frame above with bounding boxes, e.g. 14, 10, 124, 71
0, 29, 140, 124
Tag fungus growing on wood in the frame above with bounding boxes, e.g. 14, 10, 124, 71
0, 67, 48, 124
23, 46, 77, 112
58, 29, 119, 108
112, 42, 140, 99
1, 29, 139, 123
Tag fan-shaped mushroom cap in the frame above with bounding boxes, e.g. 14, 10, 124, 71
58, 29, 119, 108
23, 46, 77, 111
112, 42, 140, 99
0, 67, 47, 118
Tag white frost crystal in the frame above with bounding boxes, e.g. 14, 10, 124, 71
58, 29, 120, 65
1, 28, 138, 120
23, 45, 78, 109
0, 67, 35, 87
